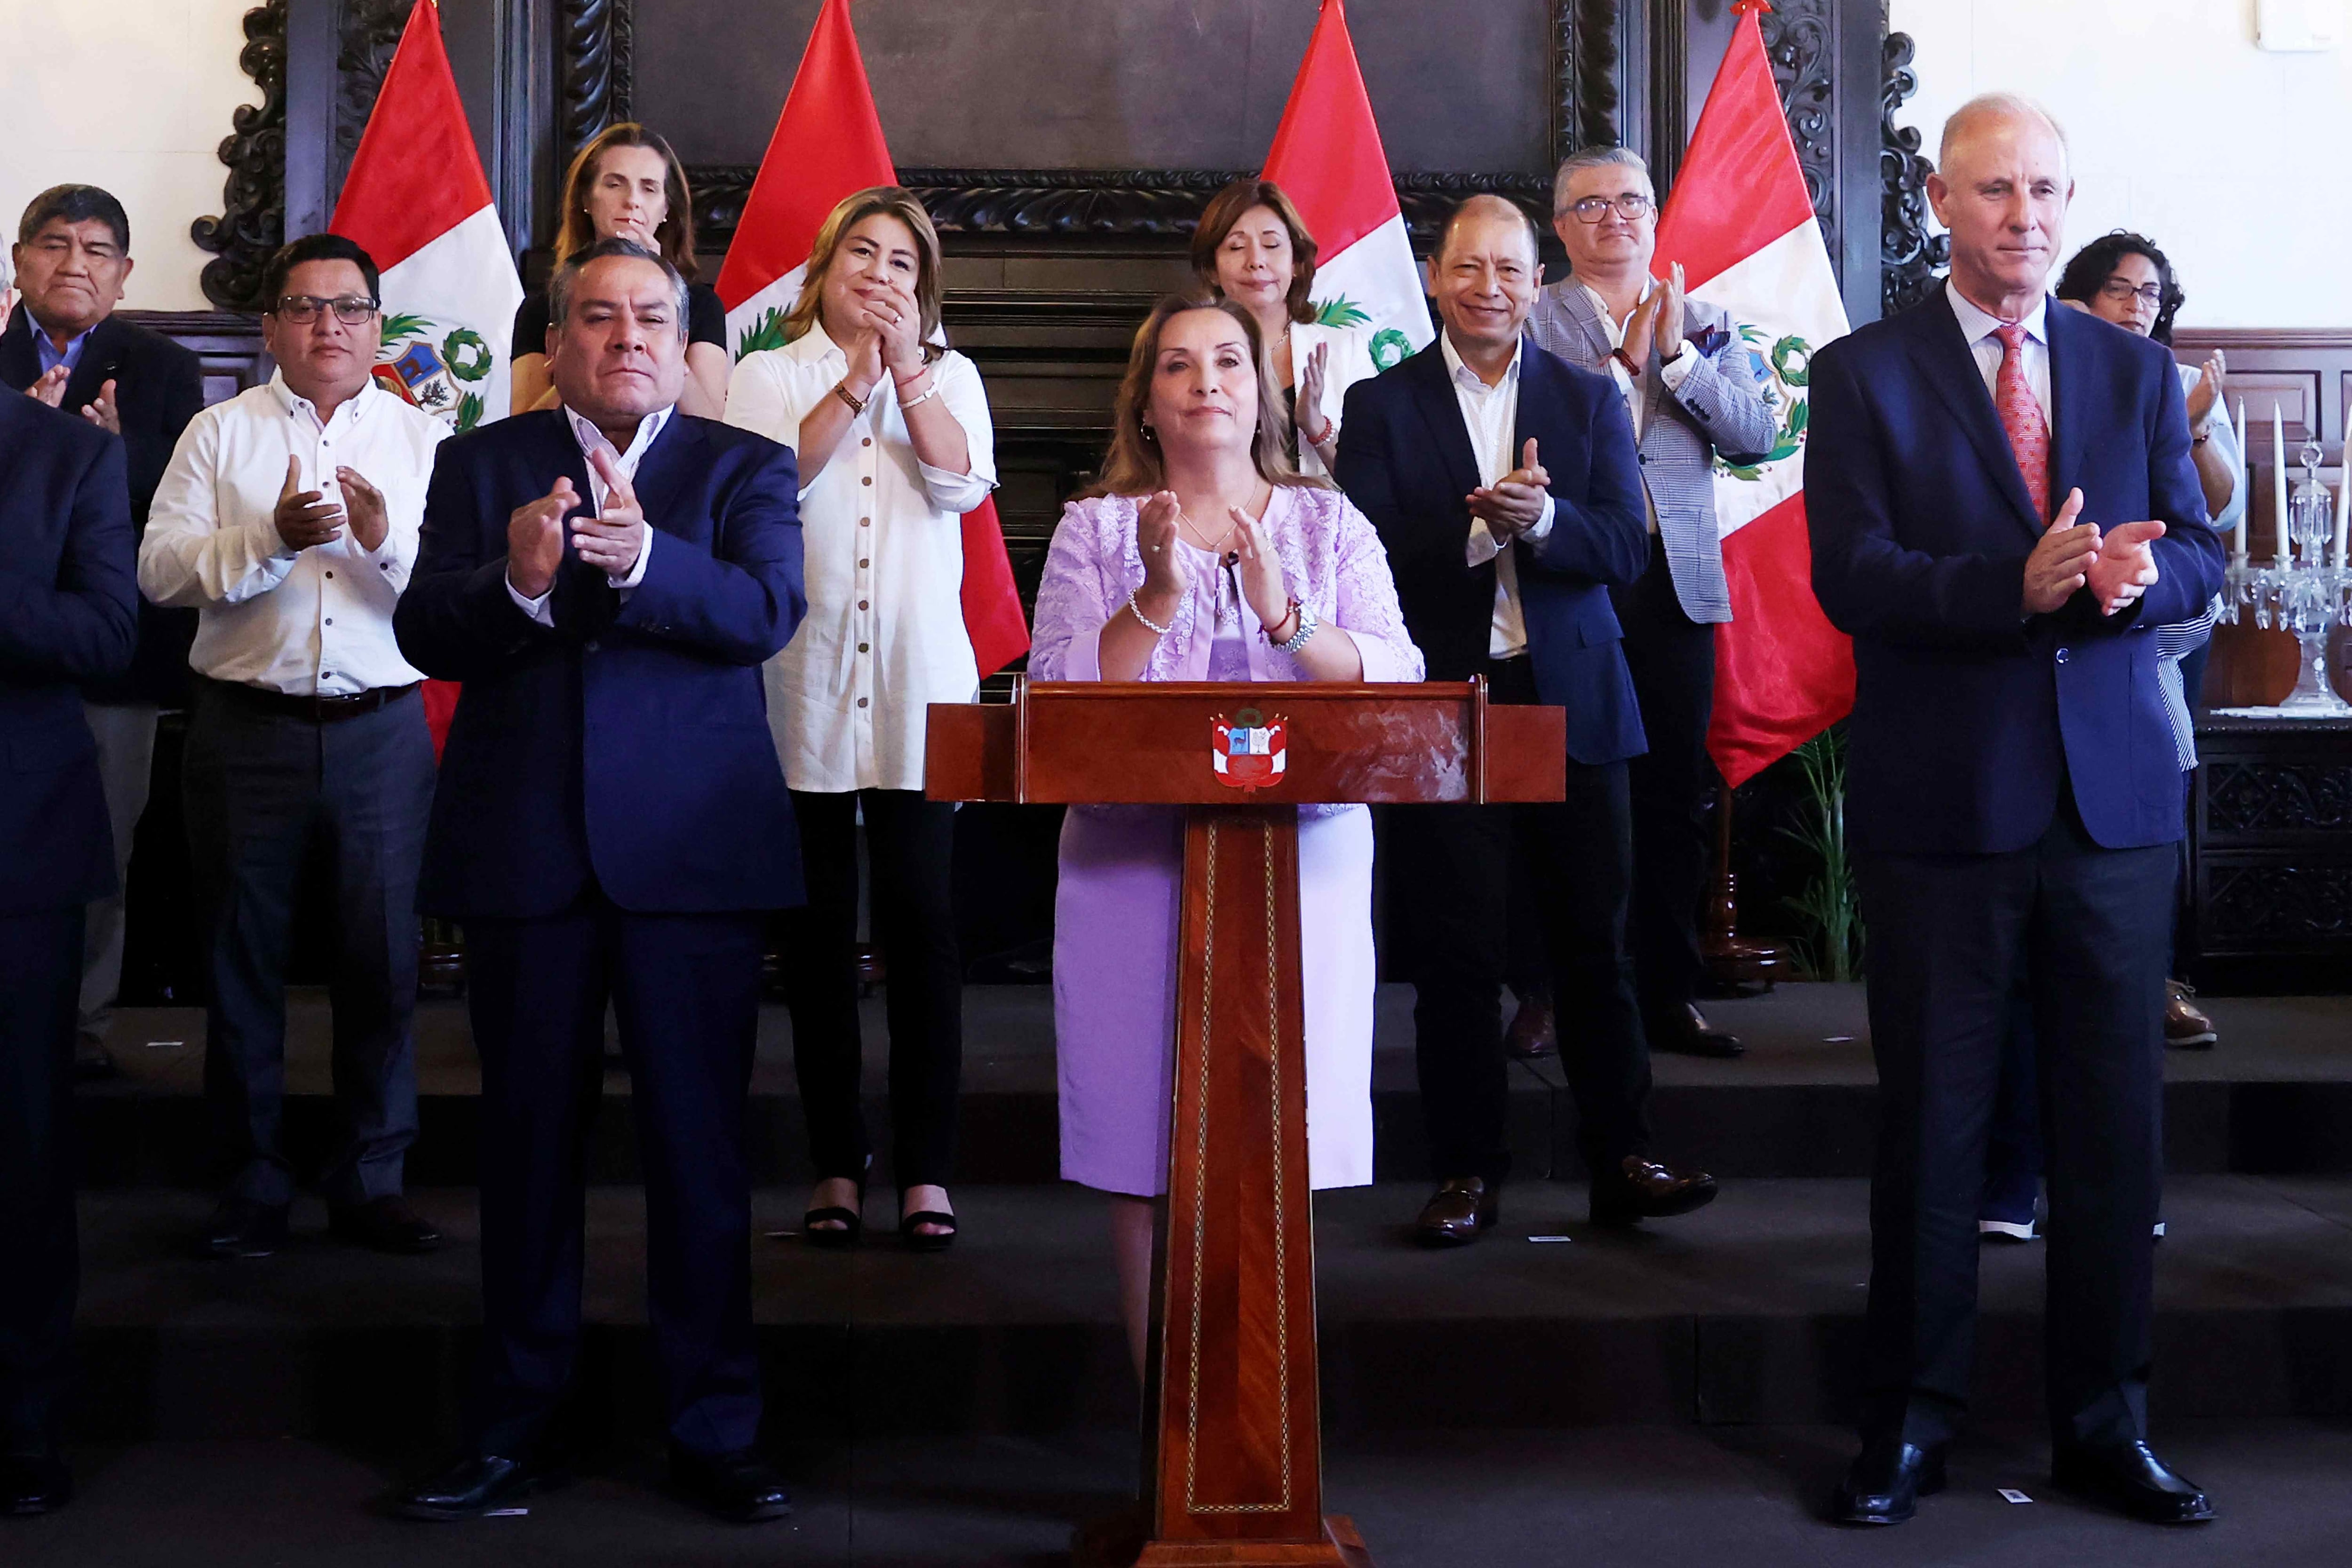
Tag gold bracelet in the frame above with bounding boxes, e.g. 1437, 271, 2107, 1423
833, 382, 868, 416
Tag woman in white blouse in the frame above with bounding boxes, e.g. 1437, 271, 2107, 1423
725, 187, 995, 1252
1192, 178, 1380, 478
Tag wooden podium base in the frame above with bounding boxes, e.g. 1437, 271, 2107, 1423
1073, 1510, 1374, 1567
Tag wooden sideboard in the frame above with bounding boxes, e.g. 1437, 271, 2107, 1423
2190, 715, 2352, 994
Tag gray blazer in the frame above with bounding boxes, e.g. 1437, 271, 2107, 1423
1525, 278, 1778, 623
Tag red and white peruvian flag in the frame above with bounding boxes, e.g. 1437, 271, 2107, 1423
715, 0, 1028, 677
330, 0, 521, 436
1261, 0, 1432, 371
1653, 0, 1855, 787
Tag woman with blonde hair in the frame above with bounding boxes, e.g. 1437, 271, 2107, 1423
1028, 291, 1421, 1379
725, 186, 996, 1251
1191, 177, 1381, 477
509, 123, 730, 416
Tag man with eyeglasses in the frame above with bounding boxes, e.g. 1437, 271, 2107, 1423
1526, 147, 1779, 1063
0, 185, 205, 1083
138, 233, 448, 1261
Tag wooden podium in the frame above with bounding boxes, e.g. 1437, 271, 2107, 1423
929, 677, 1566, 1567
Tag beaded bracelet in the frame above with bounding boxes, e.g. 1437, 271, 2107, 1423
1128, 587, 1175, 637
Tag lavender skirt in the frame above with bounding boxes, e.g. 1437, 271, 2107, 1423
1052, 803, 1376, 1197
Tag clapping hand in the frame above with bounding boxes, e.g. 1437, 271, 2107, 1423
1621, 263, 1686, 367
1228, 505, 1291, 633
2087, 519, 2166, 616
572, 448, 647, 578
336, 466, 389, 552
1467, 438, 1551, 538
506, 476, 576, 600
80, 378, 121, 435
2021, 489, 2099, 614
1296, 341, 1334, 447
1134, 490, 1186, 601
273, 454, 345, 552
865, 275, 927, 383
2185, 350, 2226, 431
26, 363, 68, 408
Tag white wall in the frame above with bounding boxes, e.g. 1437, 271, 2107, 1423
0, 0, 260, 312
1890, 0, 2352, 328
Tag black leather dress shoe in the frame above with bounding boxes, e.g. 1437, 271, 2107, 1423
1831, 1439, 1946, 1526
1, 1452, 72, 1516
2052, 1439, 2214, 1524
1413, 1178, 1498, 1248
73, 1032, 117, 1082
1590, 1157, 1718, 1227
1649, 1003, 1744, 1059
329, 1196, 442, 1255
671, 1445, 792, 1523
202, 1195, 289, 1258
399, 1453, 536, 1520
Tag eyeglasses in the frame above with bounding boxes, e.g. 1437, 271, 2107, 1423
272, 294, 378, 325
1563, 193, 1654, 224
2098, 278, 2165, 307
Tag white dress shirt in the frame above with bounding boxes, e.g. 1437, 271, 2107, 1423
139, 372, 444, 695
1444, 332, 1557, 659
1576, 280, 1698, 533
725, 324, 997, 793
1946, 278, 2052, 423
505, 404, 665, 625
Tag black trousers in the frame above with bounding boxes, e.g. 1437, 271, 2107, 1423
1392, 656, 1650, 1185
783, 788, 963, 1190
183, 680, 434, 1206
463, 897, 766, 1459
0, 909, 80, 1455
1610, 539, 1718, 1025
1857, 803, 2173, 1452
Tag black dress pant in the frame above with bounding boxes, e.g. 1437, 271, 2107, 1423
1610, 539, 1718, 1026
463, 896, 766, 1460
783, 788, 962, 1191
1392, 656, 1650, 1186
0, 909, 80, 1455
183, 680, 433, 1206
1857, 802, 2173, 1452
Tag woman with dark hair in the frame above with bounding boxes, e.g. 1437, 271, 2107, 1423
1028, 292, 1422, 1380
724, 187, 995, 1252
509, 123, 730, 418
1191, 178, 1378, 477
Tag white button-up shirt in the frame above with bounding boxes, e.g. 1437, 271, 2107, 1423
139, 372, 445, 695
1947, 278, 2052, 423
505, 404, 664, 624
725, 324, 997, 793
1445, 332, 1556, 659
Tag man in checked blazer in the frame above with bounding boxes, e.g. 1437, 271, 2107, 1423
1526, 146, 1778, 1062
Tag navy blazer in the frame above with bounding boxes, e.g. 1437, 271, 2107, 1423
1806, 290, 2225, 856
0, 393, 139, 913
1335, 339, 1650, 765
0, 309, 205, 704
394, 409, 807, 919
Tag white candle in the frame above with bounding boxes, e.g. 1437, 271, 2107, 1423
2234, 397, 2249, 558
2273, 401, 2289, 563
2337, 436, 2352, 570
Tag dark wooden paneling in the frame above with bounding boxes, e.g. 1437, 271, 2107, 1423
119, 310, 270, 406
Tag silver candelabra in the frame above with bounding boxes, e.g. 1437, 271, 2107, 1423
2220, 438, 2352, 714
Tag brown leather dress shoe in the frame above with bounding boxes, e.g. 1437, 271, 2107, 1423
1590, 1157, 1718, 1227
1505, 987, 1556, 1059
2163, 981, 2217, 1049
1414, 1178, 1498, 1248
1649, 1003, 1744, 1058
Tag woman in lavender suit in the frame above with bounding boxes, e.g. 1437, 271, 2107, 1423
1028, 293, 1422, 1378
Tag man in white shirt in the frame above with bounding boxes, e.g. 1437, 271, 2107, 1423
139, 234, 446, 1262
1525, 146, 1781, 1062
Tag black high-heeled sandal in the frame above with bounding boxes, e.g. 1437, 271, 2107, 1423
803, 1167, 870, 1250
898, 1198, 958, 1254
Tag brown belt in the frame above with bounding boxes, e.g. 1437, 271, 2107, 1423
206, 677, 421, 724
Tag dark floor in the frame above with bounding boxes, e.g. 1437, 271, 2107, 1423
7, 1420, 2350, 1567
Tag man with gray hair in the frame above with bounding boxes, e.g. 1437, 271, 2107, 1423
394, 235, 806, 1526
1526, 146, 1778, 1060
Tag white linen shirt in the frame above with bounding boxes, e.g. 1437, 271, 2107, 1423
1947, 278, 2052, 424
138, 372, 444, 695
1443, 332, 1556, 659
505, 404, 665, 624
725, 323, 997, 793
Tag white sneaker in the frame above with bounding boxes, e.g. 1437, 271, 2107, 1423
1978, 1217, 2037, 1243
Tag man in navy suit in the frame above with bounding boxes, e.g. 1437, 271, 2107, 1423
1, 185, 204, 1078
1808, 96, 2225, 1528
1337, 195, 1718, 1249
391, 239, 805, 1525
0, 264, 139, 1516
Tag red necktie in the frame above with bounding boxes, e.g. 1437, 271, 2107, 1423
1994, 323, 2050, 517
